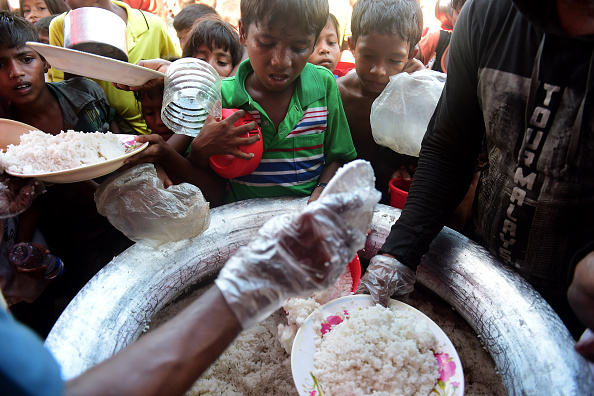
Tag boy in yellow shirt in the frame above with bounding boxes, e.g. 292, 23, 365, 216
49, 0, 179, 134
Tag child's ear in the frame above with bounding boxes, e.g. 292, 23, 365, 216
347, 36, 355, 53
409, 44, 419, 60
41, 56, 49, 73
238, 19, 247, 46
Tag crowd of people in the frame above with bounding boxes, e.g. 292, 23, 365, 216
0, 0, 593, 393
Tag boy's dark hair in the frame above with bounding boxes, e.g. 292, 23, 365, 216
182, 15, 243, 67
240, 0, 328, 39
173, 3, 218, 33
34, 14, 58, 36
19, 0, 69, 17
327, 13, 340, 37
0, 11, 39, 50
133, 82, 164, 106
351, 0, 423, 52
452, 0, 467, 12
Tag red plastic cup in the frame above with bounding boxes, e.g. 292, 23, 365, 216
348, 254, 361, 293
389, 178, 412, 209
209, 109, 263, 179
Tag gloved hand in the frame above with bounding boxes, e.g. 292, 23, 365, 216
356, 255, 416, 306
215, 188, 380, 329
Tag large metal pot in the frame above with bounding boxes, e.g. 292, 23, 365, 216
64, 7, 128, 62
44, 198, 594, 394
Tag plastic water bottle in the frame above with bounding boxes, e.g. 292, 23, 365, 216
8, 242, 64, 279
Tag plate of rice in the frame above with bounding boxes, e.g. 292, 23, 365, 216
1, 131, 148, 183
291, 295, 464, 396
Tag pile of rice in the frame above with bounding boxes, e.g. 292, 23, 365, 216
313, 305, 440, 396
277, 266, 352, 353
0, 130, 127, 174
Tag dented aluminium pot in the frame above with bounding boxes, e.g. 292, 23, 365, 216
45, 198, 594, 394
64, 7, 128, 62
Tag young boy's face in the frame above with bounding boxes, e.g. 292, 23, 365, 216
0, 46, 48, 106
239, 18, 316, 93
191, 42, 233, 77
140, 93, 173, 141
308, 19, 341, 73
349, 31, 413, 94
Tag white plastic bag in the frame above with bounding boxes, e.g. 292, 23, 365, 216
371, 70, 446, 157
95, 164, 210, 248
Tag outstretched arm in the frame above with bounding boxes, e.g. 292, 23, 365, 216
66, 175, 379, 395
64, 286, 240, 396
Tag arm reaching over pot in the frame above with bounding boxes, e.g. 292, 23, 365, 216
2, 161, 380, 396
216, 180, 380, 329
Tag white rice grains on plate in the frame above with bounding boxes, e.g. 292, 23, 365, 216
313, 305, 440, 396
278, 266, 353, 354
0, 130, 126, 174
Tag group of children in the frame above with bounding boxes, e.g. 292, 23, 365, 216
126, 0, 423, 205
0, 0, 428, 334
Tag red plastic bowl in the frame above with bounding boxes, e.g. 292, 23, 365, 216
389, 178, 412, 209
209, 109, 263, 179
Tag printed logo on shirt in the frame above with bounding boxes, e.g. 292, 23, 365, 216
497, 83, 563, 265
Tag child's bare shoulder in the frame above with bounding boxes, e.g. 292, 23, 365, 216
337, 71, 365, 104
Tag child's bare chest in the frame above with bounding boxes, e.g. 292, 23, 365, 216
18, 98, 64, 135
256, 95, 290, 129
341, 92, 376, 161
20, 113, 64, 136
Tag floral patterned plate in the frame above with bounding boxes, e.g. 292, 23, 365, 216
291, 295, 464, 396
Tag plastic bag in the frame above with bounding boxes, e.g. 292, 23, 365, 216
371, 70, 446, 157
95, 164, 210, 248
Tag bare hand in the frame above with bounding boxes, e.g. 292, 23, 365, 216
121, 135, 170, 170
404, 58, 426, 74
575, 329, 594, 363
112, 59, 171, 91
390, 165, 415, 180
0, 176, 45, 218
188, 111, 260, 166
154, 164, 173, 188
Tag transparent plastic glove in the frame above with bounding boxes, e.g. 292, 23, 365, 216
215, 188, 380, 329
356, 255, 416, 307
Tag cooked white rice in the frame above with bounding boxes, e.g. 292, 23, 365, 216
277, 266, 353, 354
0, 130, 126, 174
313, 305, 440, 396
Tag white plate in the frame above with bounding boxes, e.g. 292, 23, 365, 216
0, 119, 41, 150
5, 134, 148, 183
291, 295, 464, 396
27, 42, 165, 86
